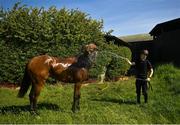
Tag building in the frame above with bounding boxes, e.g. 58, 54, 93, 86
149, 18, 180, 65
104, 34, 130, 47
105, 18, 180, 66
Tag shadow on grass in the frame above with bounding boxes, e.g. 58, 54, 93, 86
0, 103, 61, 114
91, 97, 136, 105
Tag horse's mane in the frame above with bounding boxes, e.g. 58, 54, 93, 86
71, 53, 92, 69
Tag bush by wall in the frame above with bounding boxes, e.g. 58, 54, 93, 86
0, 3, 131, 84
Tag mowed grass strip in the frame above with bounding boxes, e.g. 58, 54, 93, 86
0, 65, 180, 124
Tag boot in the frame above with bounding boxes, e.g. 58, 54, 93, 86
137, 94, 141, 104
144, 94, 148, 103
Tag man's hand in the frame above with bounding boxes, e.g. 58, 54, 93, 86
146, 77, 151, 82
124, 58, 135, 66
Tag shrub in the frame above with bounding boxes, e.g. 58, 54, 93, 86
154, 64, 180, 95
155, 64, 180, 83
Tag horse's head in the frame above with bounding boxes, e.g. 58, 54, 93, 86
83, 43, 98, 64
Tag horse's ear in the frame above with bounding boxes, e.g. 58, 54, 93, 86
85, 45, 90, 51
82, 44, 89, 53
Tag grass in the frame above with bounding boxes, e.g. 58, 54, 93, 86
0, 64, 180, 124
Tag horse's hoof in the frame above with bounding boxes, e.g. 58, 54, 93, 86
72, 109, 79, 113
71, 108, 76, 113
71, 107, 80, 113
30, 110, 39, 116
77, 106, 80, 111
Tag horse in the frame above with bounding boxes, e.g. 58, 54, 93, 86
17, 43, 98, 113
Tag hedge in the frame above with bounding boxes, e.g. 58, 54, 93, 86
0, 3, 131, 84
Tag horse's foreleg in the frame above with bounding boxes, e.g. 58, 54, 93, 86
72, 83, 82, 113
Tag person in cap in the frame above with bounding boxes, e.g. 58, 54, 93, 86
125, 49, 153, 104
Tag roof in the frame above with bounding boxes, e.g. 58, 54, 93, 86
149, 18, 180, 36
104, 35, 130, 47
119, 34, 153, 43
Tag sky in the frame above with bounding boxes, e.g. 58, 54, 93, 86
1, 0, 180, 36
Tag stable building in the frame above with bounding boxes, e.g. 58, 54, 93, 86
104, 34, 130, 47
149, 18, 180, 65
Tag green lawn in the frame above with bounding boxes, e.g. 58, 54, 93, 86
0, 64, 180, 124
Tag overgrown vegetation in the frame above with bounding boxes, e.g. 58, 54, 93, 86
0, 3, 131, 83
154, 64, 180, 95
0, 64, 179, 124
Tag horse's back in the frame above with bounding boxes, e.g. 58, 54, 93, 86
27, 55, 78, 81
27, 55, 52, 80
26, 54, 89, 83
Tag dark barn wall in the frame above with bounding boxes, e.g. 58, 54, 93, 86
154, 29, 180, 65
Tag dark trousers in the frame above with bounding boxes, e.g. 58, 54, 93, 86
136, 79, 148, 103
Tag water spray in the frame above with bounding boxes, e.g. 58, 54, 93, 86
101, 51, 128, 61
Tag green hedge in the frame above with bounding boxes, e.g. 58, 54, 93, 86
0, 3, 131, 84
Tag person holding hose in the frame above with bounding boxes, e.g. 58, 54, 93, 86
125, 49, 153, 104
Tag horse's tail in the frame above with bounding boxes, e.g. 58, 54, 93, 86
18, 64, 31, 98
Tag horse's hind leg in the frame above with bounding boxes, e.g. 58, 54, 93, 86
72, 83, 82, 113
29, 80, 44, 112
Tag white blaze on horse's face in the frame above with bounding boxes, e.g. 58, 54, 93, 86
85, 43, 98, 63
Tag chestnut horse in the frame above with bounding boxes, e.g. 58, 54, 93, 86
17, 43, 98, 113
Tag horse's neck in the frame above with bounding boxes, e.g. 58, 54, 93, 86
75, 54, 92, 69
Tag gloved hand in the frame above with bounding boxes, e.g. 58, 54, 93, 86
146, 77, 151, 82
